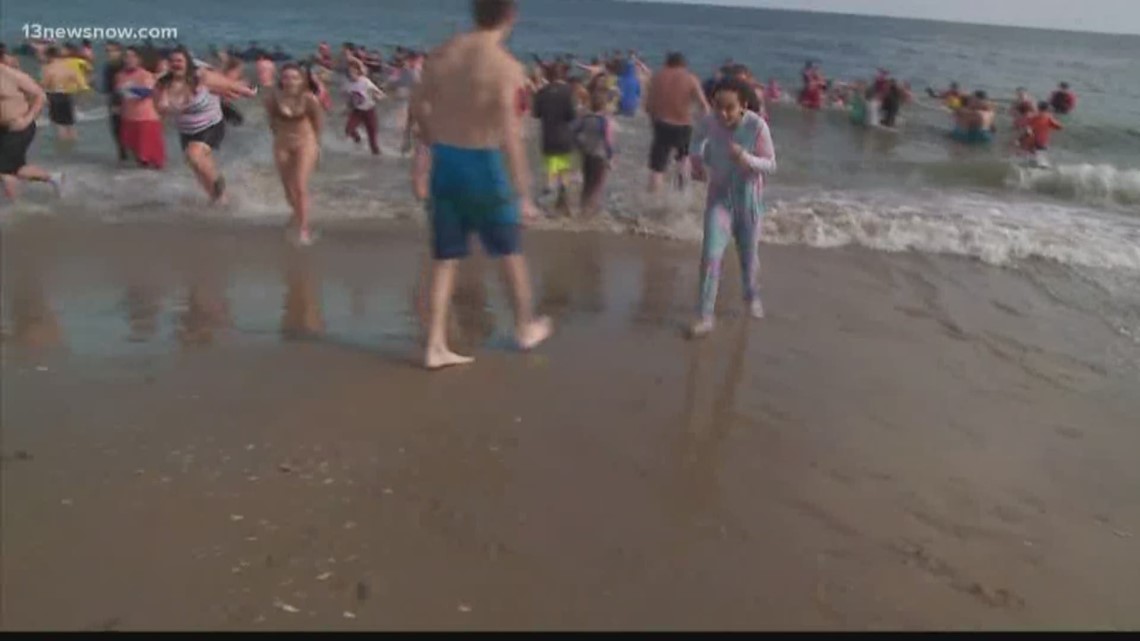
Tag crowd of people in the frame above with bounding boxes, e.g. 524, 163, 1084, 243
0, 0, 1088, 365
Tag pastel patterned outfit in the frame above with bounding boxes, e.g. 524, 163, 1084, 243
692, 110, 776, 319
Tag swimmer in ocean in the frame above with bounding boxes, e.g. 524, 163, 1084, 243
1022, 101, 1063, 165
264, 63, 324, 246
1009, 87, 1035, 117
410, 0, 553, 370
688, 77, 776, 337
1049, 82, 1077, 115
39, 46, 84, 143
950, 91, 996, 144
927, 82, 964, 110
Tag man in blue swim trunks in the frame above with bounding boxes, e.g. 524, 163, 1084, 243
410, 0, 553, 370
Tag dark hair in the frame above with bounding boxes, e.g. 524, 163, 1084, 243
46, 45, 62, 59
1059, 82, 1069, 89
106, 40, 122, 48
665, 51, 686, 68
82, 39, 93, 47
159, 46, 199, 89
278, 62, 319, 94
973, 90, 987, 100
472, 0, 516, 29
1036, 100, 1050, 112
711, 77, 754, 106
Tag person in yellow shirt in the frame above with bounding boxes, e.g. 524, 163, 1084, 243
62, 43, 93, 92
40, 46, 85, 142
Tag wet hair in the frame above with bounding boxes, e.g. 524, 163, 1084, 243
46, 45, 62, 59
472, 0, 516, 29
665, 51, 685, 68
1037, 100, 1050, 112
711, 77, 754, 106
973, 90, 987, 100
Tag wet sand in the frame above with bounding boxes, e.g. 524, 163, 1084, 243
1, 220, 1138, 630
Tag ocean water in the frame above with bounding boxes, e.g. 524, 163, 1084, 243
4, 0, 1140, 287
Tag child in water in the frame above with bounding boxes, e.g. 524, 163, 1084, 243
573, 89, 617, 217
688, 77, 777, 338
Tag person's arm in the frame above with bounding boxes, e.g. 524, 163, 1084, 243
603, 117, 615, 161
368, 79, 386, 102
692, 74, 710, 115
201, 69, 256, 99
409, 64, 433, 145
735, 119, 776, 174
12, 68, 46, 129
307, 93, 324, 140
1051, 116, 1063, 131
499, 72, 533, 206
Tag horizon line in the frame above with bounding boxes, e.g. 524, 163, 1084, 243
619, 0, 1140, 37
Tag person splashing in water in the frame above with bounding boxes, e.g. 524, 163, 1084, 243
154, 47, 256, 205
688, 77, 776, 338
265, 63, 324, 246
409, 0, 553, 370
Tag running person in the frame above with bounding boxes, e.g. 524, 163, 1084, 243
573, 89, 616, 217
0, 63, 63, 200
410, 0, 552, 370
688, 77, 776, 338
645, 51, 709, 193
343, 59, 384, 155
39, 46, 84, 143
155, 47, 256, 204
265, 63, 324, 245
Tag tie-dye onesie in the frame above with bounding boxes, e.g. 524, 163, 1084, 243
693, 110, 776, 319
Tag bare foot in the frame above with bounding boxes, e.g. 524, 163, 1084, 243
750, 299, 765, 319
688, 318, 715, 339
425, 346, 475, 370
516, 316, 553, 351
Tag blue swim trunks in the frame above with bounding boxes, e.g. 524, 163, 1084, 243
950, 127, 994, 144
429, 143, 520, 260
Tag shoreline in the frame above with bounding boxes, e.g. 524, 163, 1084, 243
2, 220, 1138, 630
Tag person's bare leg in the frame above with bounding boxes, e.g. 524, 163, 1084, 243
1, 175, 19, 201
648, 171, 664, 193
424, 259, 474, 369
499, 254, 552, 350
292, 143, 319, 243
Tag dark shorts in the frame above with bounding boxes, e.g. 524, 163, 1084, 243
47, 93, 77, 126
649, 121, 692, 173
179, 120, 226, 152
0, 121, 36, 175
428, 143, 521, 260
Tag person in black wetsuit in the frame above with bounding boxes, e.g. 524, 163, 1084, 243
101, 41, 128, 161
880, 79, 903, 128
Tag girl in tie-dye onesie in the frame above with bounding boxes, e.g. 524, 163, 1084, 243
689, 78, 777, 338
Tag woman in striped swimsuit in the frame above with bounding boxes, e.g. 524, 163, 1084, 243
688, 77, 776, 338
156, 47, 255, 204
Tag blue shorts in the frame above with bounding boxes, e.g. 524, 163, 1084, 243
950, 127, 994, 144
429, 143, 520, 260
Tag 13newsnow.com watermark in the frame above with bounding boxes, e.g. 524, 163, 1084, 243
22, 24, 179, 41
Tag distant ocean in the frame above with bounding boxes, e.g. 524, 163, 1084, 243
5, 0, 1139, 287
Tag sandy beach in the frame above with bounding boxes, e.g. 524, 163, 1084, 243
1, 219, 1138, 630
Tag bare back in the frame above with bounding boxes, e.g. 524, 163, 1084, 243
647, 66, 703, 127
0, 66, 34, 126
418, 33, 524, 149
